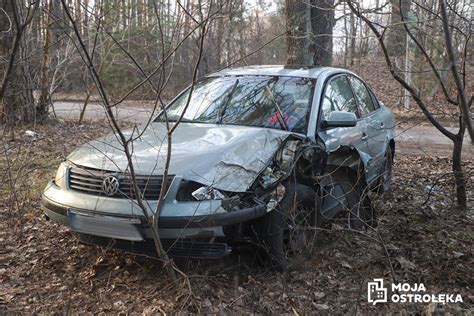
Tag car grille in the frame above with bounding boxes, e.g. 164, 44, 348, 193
68, 165, 172, 200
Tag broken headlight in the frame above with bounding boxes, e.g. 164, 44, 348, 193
54, 162, 69, 189
192, 186, 226, 201
259, 167, 284, 188
176, 180, 226, 201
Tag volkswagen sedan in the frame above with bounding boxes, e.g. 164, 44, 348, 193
42, 65, 395, 270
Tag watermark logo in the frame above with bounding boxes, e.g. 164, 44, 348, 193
367, 279, 463, 305
368, 279, 388, 305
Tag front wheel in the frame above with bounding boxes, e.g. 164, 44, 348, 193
259, 183, 320, 271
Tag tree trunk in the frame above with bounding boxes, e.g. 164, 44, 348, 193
309, 0, 334, 66
37, 0, 54, 122
121, 0, 127, 30
215, 1, 223, 68
0, 0, 36, 128
83, 0, 89, 43
349, 11, 356, 65
238, 1, 246, 63
285, 0, 310, 65
343, 2, 348, 67
387, 0, 411, 57
0, 1, 14, 124
226, 1, 233, 65
452, 123, 467, 208
75, 0, 82, 35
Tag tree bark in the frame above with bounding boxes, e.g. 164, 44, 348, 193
37, 0, 54, 122
285, 0, 310, 65
0, 0, 15, 125
215, 1, 223, 68
0, 0, 38, 128
309, 0, 334, 66
349, 10, 356, 65
387, 0, 411, 57
452, 134, 467, 208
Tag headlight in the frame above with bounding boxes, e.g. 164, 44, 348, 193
192, 186, 226, 200
54, 162, 69, 189
176, 180, 227, 201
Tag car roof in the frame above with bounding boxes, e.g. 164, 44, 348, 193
209, 65, 351, 79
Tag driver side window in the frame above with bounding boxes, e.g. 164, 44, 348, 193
321, 75, 358, 121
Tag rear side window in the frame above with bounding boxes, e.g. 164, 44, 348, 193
367, 88, 380, 109
348, 76, 376, 116
321, 75, 358, 120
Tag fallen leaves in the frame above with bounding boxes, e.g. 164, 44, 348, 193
0, 121, 473, 314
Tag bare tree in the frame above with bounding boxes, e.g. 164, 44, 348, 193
346, 0, 473, 208
0, 0, 39, 133
37, 0, 60, 122
59, 0, 220, 283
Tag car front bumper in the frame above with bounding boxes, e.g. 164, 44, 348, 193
42, 195, 266, 231
42, 179, 267, 258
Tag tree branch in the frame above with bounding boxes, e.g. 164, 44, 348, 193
346, 0, 456, 141
439, 0, 474, 144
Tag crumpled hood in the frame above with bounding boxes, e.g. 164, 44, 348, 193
67, 122, 291, 192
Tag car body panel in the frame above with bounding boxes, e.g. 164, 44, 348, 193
364, 105, 395, 177
43, 176, 226, 218
211, 65, 328, 80
68, 122, 291, 192
311, 69, 394, 185
43, 179, 227, 239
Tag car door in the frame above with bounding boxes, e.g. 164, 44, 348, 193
317, 74, 364, 155
348, 75, 386, 181
316, 74, 368, 218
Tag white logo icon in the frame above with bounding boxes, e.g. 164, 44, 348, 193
368, 278, 388, 305
102, 175, 120, 196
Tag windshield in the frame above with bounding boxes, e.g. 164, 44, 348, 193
156, 75, 315, 134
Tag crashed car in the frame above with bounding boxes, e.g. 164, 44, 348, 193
42, 65, 395, 269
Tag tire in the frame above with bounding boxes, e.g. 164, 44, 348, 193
377, 145, 393, 194
259, 182, 320, 271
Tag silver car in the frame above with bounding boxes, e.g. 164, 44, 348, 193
42, 66, 395, 269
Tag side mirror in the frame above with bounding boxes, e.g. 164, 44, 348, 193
321, 111, 357, 128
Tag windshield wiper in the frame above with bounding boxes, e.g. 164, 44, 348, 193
161, 116, 194, 123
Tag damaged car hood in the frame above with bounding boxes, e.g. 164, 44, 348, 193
67, 122, 291, 192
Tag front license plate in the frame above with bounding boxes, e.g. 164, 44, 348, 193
68, 211, 144, 241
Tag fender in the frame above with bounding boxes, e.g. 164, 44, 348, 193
326, 145, 369, 180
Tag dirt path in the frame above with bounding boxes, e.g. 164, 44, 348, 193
52, 101, 474, 156
52, 101, 154, 123
395, 122, 473, 156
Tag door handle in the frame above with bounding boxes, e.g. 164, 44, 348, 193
362, 132, 368, 141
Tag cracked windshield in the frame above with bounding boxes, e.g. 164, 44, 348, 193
158, 76, 315, 133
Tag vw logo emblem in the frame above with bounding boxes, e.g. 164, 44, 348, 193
102, 175, 119, 196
